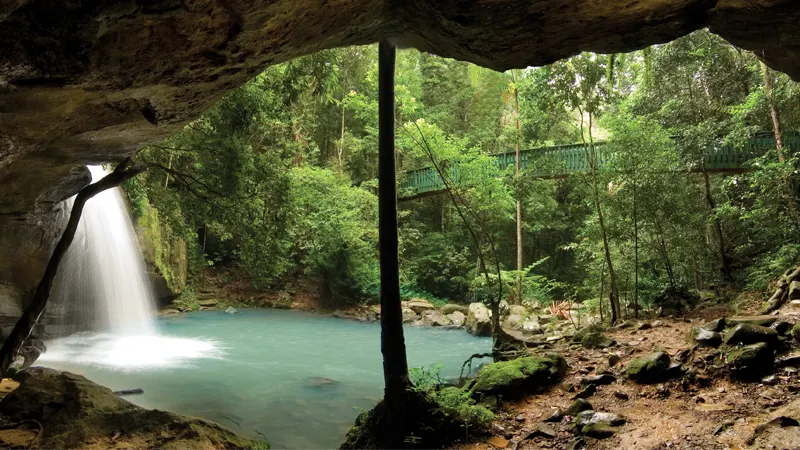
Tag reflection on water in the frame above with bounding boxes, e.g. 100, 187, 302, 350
40, 309, 491, 449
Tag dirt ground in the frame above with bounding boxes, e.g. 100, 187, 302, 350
455, 304, 800, 450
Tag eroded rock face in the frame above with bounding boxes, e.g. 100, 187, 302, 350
2, 0, 800, 318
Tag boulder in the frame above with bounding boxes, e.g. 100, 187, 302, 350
446, 311, 466, 327
499, 300, 510, 316
470, 353, 568, 399
581, 374, 616, 387
198, 298, 218, 307
405, 298, 435, 314
565, 398, 593, 416
440, 304, 468, 315
224, 306, 239, 314
509, 305, 528, 316
420, 309, 451, 327
402, 307, 418, 323
503, 314, 523, 329
581, 332, 612, 349
701, 318, 726, 332
689, 326, 722, 347
571, 324, 604, 343
792, 323, 800, 342
0, 368, 264, 449
723, 323, 778, 348
789, 281, 800, 300
771, 321, 791, 335
521, 320, 543, 335
625, 352, 671, 384
727, 315, 778, 327
8, 338, 46, 375
726, 342, 774, 378
466, 303, 493, 337
574, 411, 626, 438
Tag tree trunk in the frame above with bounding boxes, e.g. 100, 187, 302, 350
513, 74, 523, 304
0, 160, 144, 377
377, 40, 411, 448
338, 101, 346, 170
588, 142, 620, 324
703, 170, 734, 283
632, 176, 640, 318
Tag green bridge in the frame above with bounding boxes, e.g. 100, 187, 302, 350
400, 133, 799, 200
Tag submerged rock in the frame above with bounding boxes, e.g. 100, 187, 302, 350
470, 353, 567, 399
308, 377, 338, 388
466, 303, 493, 337
224, 306, 239, 314
625, 352, 671, 383
0, 367, 266, 449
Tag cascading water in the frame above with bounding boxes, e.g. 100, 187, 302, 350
49, 165, 156, 336
40, 165, 220, 370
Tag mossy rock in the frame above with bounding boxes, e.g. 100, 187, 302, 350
723, 323, 778, 348
1, 367, 267, 449
625, 352, 671, 384
470, 353, 567, 399
726, 342, 774, 378
571, 324, 604, 343
791, 323, 800, 342
580, 331, 612, 349
689, 326, 722, 347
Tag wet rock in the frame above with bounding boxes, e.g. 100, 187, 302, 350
625, 352, 671, 383
776, 353, 800, 368
689, 326, 721, 347
308, 377, 338, 387
9, 338, 46, 374
224, 306, 238, 314
580, 332, 612, 349
405, 298, 435, 314
565, 398, 593, 416
701, 318, 726, 332
726, 342, 774, 377
608, 354, 621, 367
526, 422, 556, 439
446, 311, 466, 327
762, 375, 778, 385
440, 303, 468, 315
771, 320, 791, 335
466, 303, 493, 337
572, 384, 596, 399
723, 323, 778, 348
402, 307, 418, 323
160, 308, 181, 316
470, 353, 568, 399
420, 309, 451, 327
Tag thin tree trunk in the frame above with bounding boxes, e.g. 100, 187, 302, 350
513, 73, 523, 304
377, 41, 411, 449
0, 160, 144, 377
703, 170, 734, 283
164, 154, 172, 189
633, 175, 640, 318
338, 101, 346, 170
598, 257, 606, 323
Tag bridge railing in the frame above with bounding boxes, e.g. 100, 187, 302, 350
400, 133, 799, 198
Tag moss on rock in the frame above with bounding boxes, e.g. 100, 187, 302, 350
625, 352, 671, 384
137, 202, 188, 298
791, 323, 800, 342
726, 342, 774, 378
470, 353, 567, 399
580, 331, 612, 349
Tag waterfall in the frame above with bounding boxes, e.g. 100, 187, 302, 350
40, 166, 222, 371
48, 166, 156, 336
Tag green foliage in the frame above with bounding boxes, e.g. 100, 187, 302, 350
409, 364, 495, 431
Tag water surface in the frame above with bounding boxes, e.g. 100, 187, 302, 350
40, 309, 491, 449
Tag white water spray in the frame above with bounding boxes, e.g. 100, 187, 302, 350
41, 166, 221, 370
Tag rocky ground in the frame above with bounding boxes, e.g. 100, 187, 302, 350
454, 301, 800, 450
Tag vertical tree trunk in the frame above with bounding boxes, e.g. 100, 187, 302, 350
377, 40, 410, 448
632, 175, 640, 318
338, 102, 346, 170
513, 73, 523, 304
588, 140, 620, 324
703, 170, 734, 283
